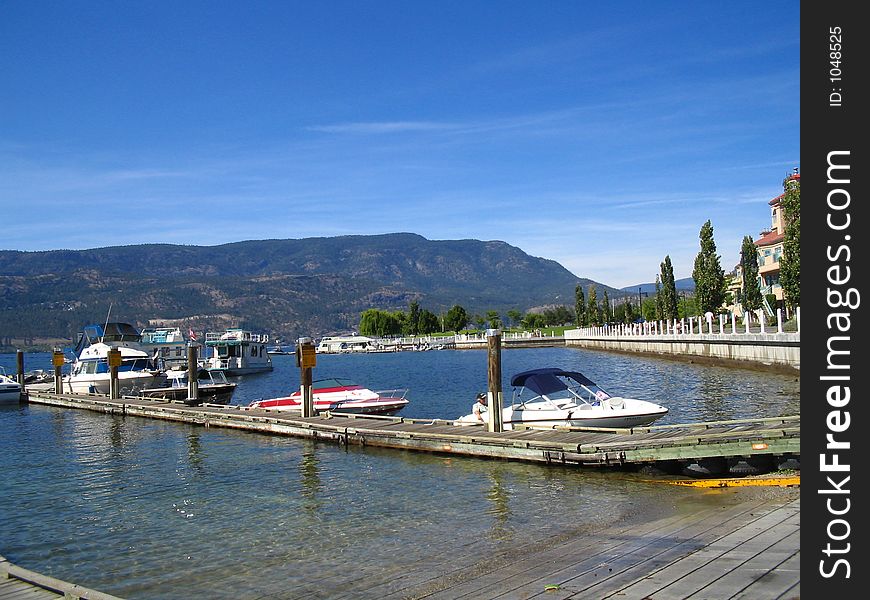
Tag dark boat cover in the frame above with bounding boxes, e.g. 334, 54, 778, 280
510, 368, 596, 396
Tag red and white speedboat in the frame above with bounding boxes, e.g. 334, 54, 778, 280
249, 377, 410, 415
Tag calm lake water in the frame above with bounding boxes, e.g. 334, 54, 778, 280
0, 347, 799, 599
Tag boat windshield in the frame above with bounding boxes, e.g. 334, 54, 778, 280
312, 378, 360, 390
511, 369, 611, 407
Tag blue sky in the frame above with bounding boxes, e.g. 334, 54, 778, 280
1, 1, 799, 289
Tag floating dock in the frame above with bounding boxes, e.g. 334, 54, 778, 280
24, 391, 799, 475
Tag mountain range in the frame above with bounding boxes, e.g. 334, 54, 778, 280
1, 233, 637, 348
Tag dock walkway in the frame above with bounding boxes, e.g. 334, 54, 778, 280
0, 554, 123, 600
371, 490, 800, 599
26, 391, 799, 472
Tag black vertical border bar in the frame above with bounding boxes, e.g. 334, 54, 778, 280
802, 1, 867, 596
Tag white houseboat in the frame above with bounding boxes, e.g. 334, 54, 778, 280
315, 334, 379, 354
139, 326, 190, 370
204, 328, 273, 376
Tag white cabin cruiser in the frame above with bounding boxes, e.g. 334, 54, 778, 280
65, 342, 165, 395
457, 367, 668, 429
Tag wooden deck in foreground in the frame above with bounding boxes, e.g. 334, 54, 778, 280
0, 554, 123, 600
25, 391, 799, 473
369, 492, 800, 599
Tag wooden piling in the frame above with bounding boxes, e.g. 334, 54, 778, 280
53, 349, 65, 394
187, 344, 199, 404
486, 328, 504, 433
297, 337, 316, 417
16, 349, 25, 387
108, 348, 121, 399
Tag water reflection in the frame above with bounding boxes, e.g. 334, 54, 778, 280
299, 441, 322, 514
186, 430, 204, 473
485, 469, 513, 541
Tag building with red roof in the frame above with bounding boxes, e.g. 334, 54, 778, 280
731, 169, 798, 311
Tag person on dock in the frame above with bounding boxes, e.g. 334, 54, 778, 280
472, 392, 488, 422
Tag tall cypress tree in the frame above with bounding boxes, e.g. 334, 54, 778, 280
574, 284, 586, 326
654, 276, 663, 320
779, 174, 800, 308
691, 220, 727, 314
660, 255, 679, 320
587, 285, 599, 326
740, 235, 763, 311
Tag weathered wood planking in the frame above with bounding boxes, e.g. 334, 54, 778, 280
363, 496, 799, 600
25, 392, 799, 470
0, 554, 124, 600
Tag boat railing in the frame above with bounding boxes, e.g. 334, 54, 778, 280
205, 331, 269, 344
375, 388, 410, 400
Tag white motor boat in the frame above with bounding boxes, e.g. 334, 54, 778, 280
0, 368, 22, 405
141, 367, 237, 405
456, 367, 668, 429
249, 377, 409, 415
65, 342, 165, 395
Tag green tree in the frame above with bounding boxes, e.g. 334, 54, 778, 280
485, 310, 501, 329
587, 285, 600, 326
601, 290, 612, 324
418, 309, 440, 334
654, 276, 663, 320
506, 309, 523, 328
444, 304, 469, 332
659, 255, 679, 320
405, 299, 421, 335
522, 313, 546, 329
691, 220, 727, 314
740, 235, 763, 311
358, 309, 403, 337
574, 284, 586, 327
779, 173, 800, 308
623, 299, 636, 324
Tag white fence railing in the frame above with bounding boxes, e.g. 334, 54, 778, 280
570, 306, 799, 338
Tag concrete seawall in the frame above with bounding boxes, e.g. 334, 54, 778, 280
564, 329, 800, 372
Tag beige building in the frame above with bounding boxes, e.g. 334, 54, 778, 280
731, 170, 799, 312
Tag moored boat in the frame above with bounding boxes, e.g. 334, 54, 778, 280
141, 367, 237, 405
204, 328, 273, 376
456, 367, 668, 429
139, 326, 190, 370
0, 368, 22, 405
249, 377, 409, 415
66, 342, 166, 395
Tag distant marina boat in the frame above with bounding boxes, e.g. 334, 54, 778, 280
266, 345, 294, 355
204, 328, 273, 376
315, 334, 378, 354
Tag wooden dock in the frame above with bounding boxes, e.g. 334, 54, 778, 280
0, 554, 123, 600
24, 391, 799, 474
366, 490, 800, 599
13, 392, 801, 599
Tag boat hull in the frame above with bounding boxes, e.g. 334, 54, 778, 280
65, 371, 163, 395
0, 387, 22, 405
252, 397, 409, 415
142, 382, 237, 405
